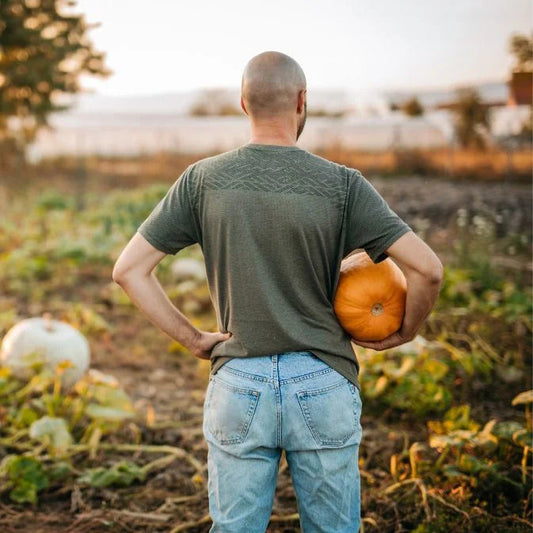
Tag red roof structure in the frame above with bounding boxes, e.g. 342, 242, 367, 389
507, 71, 533, 106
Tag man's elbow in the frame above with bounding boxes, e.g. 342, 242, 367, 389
403, 256, 444, 285
112, 263, 130, 286
425, 258, 444, 285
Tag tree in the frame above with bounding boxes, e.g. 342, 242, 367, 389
401, 97, 424, 117
451, 87, 491, 150
509, 33, 532, 145
0, 0, 110, 162
509, 32, 533, 71
189, 89, 241, 116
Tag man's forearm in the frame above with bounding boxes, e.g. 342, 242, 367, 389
115, 271, 200, 350
399, 270, 442, 339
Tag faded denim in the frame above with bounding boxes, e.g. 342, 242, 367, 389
202, 351, 363, 532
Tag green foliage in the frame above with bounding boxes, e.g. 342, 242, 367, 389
437, 209, 533, 329
359, 341, 453, 416
78, 460, 145, 488
36, 192, 72, 212
0, 184, 172, 298
384, 399, 531, 529
0, 0, 110, 153
0, 355, 182, 505
426, 403, 530, 496
0, 455, 49, 504
438, 264, 532, 326
0, 363, 137, 502
358, 332, 507, 417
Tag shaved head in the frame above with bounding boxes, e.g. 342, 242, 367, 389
241, 51, 306, 118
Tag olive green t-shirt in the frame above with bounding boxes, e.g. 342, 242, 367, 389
137, 143, 412, 390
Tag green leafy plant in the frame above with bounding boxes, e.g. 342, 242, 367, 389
78, 460, 146, 488
0, 455, 49, 504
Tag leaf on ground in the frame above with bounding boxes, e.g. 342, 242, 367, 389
78, 460, 146, 488
85, 403, 135, 421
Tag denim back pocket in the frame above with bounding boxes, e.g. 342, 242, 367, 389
205, 376, 260, 445
296, 379, 360, 447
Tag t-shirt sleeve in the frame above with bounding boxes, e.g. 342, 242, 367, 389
343, 169, 412, 263
137, 166, 200, 255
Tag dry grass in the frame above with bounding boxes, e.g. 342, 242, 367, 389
1, 146, 531, 192
317, 146, 533, 180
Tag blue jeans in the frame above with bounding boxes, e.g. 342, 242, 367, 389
202, 351, 363, 532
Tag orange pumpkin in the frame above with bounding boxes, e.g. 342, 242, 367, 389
333, 251, 407, 341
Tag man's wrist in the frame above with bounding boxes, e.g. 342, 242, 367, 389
398, 326, 416, 342
182, 326, 202, 352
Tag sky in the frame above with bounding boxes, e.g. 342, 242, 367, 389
73, 0, 532, 96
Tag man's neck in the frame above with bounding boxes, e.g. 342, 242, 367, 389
248, 119, 297, 146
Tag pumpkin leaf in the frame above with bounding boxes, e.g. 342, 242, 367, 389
77, 460, 145, 488
442, 464, 468, 480
29, 416, 73, 454
458, 453, 494, 474
14, 405, 39, 428
493, 421, 525, 441
513, 429, 533, 449
512, 390, 533, 406
85, 403, 135, 421
429, 430, 476, 451
92, 385, 133, 410
0, 455, 49, 504
47, 461, 74, 481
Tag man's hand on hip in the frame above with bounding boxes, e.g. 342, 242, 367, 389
191, 331, 232, 360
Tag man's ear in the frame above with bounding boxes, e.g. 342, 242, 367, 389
297, 89, 306, 113
240, 97, 248, 115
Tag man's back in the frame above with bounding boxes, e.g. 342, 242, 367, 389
115, 50, 443, 533
138, 142, 413, 388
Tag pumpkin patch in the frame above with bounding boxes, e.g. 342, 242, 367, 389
334, 251, 407, 341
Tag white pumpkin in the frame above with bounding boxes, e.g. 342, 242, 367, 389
171, 258, 206, 282
0, 315, 90, 388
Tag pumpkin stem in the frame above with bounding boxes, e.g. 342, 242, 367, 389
371, 303, 384, 317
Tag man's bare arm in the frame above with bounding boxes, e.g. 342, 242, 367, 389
351, 231, 444, 351
112, 232, 230, 359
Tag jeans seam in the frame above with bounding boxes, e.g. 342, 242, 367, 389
211, 374, 262, 396
272, 355, 282, 447
296, 377, 349, 396
218, 365, 271, 383
279, 367, 334, 385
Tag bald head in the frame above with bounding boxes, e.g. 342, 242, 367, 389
241, 51, 306, 118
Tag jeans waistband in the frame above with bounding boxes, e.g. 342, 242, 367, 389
219, 351, 334, 383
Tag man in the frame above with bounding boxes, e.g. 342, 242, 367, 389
112, 51, 444, 532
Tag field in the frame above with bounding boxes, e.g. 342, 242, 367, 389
0, 151, 531, 532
